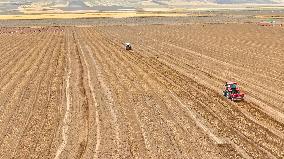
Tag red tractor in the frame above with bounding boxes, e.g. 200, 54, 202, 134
223, 82, 244, 101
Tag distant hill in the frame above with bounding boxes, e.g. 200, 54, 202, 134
153, 0, 283, 4
1, 0, 283, 15
215, 0, 280, 4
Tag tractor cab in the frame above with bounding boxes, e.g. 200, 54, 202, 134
223, 82, 244, 101
225, 82, 239, 91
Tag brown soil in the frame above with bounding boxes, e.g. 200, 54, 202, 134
0, 24, 283, 158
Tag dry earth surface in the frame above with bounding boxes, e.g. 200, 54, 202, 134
0, 23, 283, 158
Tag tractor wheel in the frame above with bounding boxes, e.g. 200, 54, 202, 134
226, 94, 230, 99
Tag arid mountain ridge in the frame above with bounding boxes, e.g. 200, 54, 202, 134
153, 0, 283, 4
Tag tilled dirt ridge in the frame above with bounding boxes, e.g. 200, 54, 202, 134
0, 25, 283, 159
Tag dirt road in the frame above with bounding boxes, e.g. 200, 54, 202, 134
0, 24, 283, 158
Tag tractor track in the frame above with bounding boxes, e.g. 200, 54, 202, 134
54, 29, 72, 159
74, 29, 101, 159
51, 28, 89, 159
82, 29, 122, 158
70, 30, 91, 159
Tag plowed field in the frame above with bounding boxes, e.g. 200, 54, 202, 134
0, 24, 283, 159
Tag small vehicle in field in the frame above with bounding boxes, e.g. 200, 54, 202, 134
125, 43, 132, 50
223, 82, 244, 101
